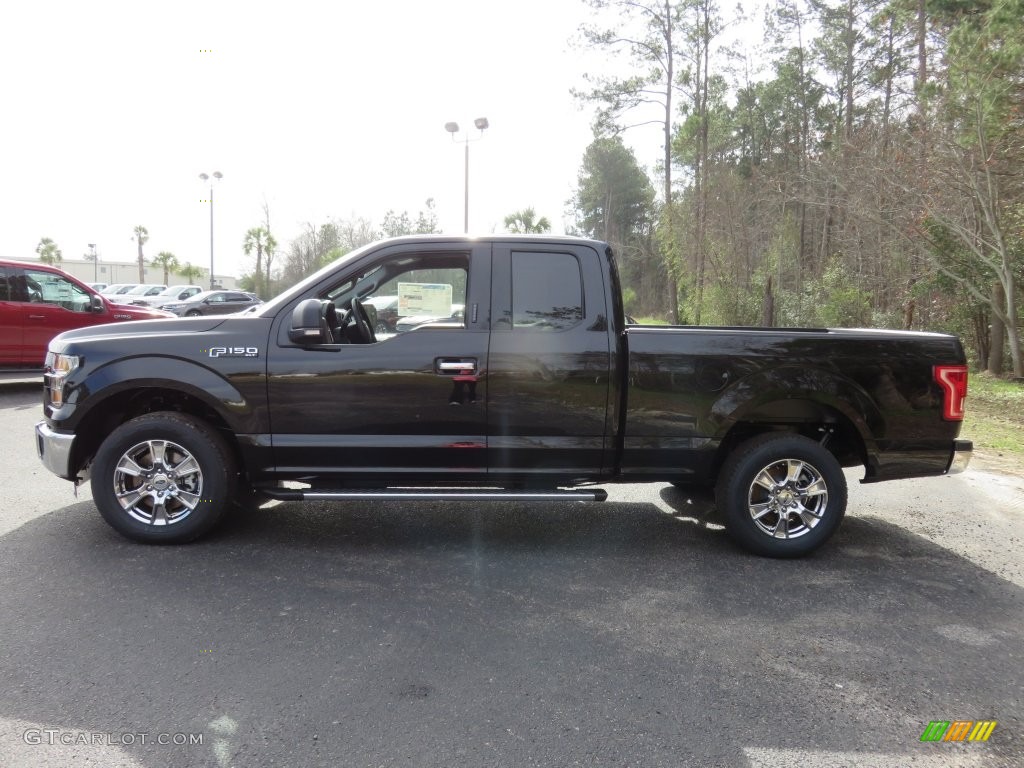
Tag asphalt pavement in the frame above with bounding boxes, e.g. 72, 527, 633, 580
1, 381, 1021, 767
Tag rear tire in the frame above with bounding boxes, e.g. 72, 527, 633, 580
715, 433, 847, 558
90, 412, 235, 543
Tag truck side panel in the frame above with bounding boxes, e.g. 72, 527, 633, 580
620, 327, 966, 482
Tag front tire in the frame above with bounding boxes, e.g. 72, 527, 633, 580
716, 433, 847, 558
90, 412, 235, 543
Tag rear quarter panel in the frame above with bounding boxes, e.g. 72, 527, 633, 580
621, 326, 966, 482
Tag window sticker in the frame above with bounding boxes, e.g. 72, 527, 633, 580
398, 282, 453, 316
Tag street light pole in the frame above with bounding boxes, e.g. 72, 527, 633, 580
199, 171, 223, 289
88, 243, 97, 282
463, 140, 469, 234
445, 118, 489, 233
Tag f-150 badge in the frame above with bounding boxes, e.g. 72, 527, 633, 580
208, 346, 259, 358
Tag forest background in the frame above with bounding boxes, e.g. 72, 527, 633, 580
241, 0, 1022, 380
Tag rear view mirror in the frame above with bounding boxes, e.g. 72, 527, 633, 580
90, 294, 104, 313
288, 298, 328, 344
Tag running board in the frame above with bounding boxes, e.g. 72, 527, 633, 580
261, 487, 608, 503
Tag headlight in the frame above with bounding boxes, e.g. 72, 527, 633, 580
44, 353, 80, 407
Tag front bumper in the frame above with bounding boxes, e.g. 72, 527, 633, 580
35, 421, 76, 480
947, 439, 973, 475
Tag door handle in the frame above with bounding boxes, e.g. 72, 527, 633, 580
436, 359, 476, 375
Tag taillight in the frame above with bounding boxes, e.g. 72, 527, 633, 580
934, 365, 968, 421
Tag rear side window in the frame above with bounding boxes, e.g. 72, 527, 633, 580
511, 252, 583, 331
0, 267, 9, 301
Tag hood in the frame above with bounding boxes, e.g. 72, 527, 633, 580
103, 301, 175, 320
52, 316, 227, 349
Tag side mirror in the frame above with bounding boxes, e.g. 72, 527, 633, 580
288, 298, 328, 344
90, 294, 104, 313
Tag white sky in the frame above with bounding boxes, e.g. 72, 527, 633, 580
2, 0, 774, 280
0, 0, 641, 279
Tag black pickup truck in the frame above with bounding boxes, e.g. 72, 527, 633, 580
35, 236, 972, 556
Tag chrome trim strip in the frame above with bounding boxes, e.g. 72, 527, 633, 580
266, 489, 608, 502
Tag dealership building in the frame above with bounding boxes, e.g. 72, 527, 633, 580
3, 255, 238, 290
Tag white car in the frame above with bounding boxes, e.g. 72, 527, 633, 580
110, 284, 166, 304
99, 283, 139, 296
131, 285, 203, 307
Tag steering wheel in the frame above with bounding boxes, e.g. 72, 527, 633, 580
350, 298, 376, 344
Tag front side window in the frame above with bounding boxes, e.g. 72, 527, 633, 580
327, 253, 469, 341
23, 269, 92, 313
511, 252, 583, 331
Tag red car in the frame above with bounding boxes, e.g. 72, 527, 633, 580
0, 259, 173, 372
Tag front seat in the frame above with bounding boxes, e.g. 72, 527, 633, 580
319, 301, 338, 344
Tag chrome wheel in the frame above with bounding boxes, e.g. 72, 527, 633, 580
747, 458, 828, 539
113, 439, 203, 526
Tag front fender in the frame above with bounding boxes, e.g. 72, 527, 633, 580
49, 355, 259, 434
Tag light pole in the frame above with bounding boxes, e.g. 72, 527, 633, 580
199, 171, 223, 289
444, 117, 489, 233
88, 243, 97, 282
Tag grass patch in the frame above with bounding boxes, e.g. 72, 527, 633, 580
963, 372, 1024, 460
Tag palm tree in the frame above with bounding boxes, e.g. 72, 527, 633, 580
503, 207, 551, 234
150, 251, 180, 284
176, 262, 205, 285
242, 227, 277, 299
36, 237, 63, 265
132, 225, 149, 281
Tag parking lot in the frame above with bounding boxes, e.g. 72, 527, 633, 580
1, 380, 1021, 767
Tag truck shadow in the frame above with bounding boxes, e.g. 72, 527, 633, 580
216, 494, 736, 555
0, 500, 1021, 767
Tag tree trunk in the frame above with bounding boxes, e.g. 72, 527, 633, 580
972, 309, 990, 372
1003, 278, 1023, 378
762, 275, 775, 327
843, 0, 855, 143
987, 282, 1005, 374
664, 1, 680, 324
255, 245, 263, 299
263, 202, 275, 295
903, 298, 915, 330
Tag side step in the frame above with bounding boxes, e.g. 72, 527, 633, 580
261, 487, 608, 503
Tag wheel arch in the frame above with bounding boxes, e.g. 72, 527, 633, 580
67, 360, 251, 479
708, 366, 880, 481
